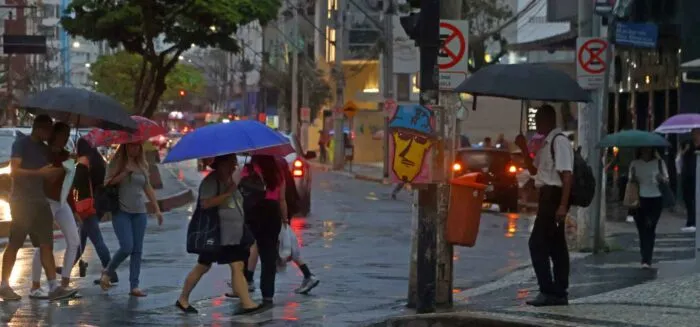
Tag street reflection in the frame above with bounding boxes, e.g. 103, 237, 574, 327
282, 301, 299, 321
290, 217, 305, 246
504, 213, 518, 238
322, 221, 336, 248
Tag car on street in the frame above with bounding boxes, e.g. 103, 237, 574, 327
452, 147, 520, 213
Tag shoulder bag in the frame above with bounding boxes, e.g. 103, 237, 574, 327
187, 180, 222, 254
623, 165, 640, 208
74, 165, 97, 220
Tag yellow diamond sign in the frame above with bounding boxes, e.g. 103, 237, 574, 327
343, 100, 358, 118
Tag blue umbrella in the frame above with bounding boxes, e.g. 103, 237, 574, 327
162, 120, 294, 163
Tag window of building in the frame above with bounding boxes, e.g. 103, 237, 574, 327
347, 45, 378, 60
349, 30, 380, 44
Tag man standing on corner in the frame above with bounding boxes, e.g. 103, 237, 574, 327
514, 104, 573, 307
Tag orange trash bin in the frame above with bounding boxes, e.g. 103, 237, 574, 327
447, 172, 487, 247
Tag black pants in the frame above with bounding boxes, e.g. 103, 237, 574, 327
682, 180, 696, 227
247, 199, 282, 300
634, 196, 663, 264
529, 186, 569, 298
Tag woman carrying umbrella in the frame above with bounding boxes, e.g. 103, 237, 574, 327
627, 147, 669, 268
88, 117, 167, 296
176, 153, 263, 314
599, 130, 671, 269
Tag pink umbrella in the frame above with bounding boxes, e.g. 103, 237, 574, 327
83, 116, 167, 147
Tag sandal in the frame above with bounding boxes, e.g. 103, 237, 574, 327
224, 292, 239, 298
129, 289, 148, 297
99, 273, 111, 291
175, 300, 198, 314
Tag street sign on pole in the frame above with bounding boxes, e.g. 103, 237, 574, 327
438, 20, 468, 91
576, 37, 610, 90
615, 23, 658, 48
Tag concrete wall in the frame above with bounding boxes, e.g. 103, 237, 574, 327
460, 96, 523, 143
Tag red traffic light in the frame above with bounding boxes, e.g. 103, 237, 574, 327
179, 90, 186, 97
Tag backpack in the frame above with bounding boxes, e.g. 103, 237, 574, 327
550, 134, 595, 207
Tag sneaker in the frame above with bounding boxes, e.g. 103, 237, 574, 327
29, 288, 49, 300
682, 226, 696, 233
294, 275, 320, 294
526, 293, 568, 307
0, 286, 21, 301
48, 286, 78, 301
626, 216, 635, 223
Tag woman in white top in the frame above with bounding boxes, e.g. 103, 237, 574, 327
628, 147, 669, 269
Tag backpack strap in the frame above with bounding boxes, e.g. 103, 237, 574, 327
549, 133, 566, 164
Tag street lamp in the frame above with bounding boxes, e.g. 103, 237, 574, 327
72, 41, 80, 48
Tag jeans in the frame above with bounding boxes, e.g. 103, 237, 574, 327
634, 197, 663, 264
105, 211, 148, 289
682, 180, 696, 227
76, 215, 112, 269
529, 186, 570, 298
32, 199, 80, 282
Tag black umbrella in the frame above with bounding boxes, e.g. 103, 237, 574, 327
453, 63, 590, 103
20, 87, 137, 131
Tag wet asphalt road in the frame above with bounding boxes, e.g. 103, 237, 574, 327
0, 162, 534, 326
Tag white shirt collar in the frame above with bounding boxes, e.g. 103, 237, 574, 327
543, 128, 563, 144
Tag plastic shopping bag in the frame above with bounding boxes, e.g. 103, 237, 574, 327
278, 225, 293, 261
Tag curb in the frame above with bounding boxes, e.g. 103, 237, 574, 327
364, 312, 567, 327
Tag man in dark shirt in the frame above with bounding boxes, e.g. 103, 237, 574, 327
680, 128, 700, 232
0, 115, 77, 301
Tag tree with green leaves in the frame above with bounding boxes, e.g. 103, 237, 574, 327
462, 0, 513, 72
60, 0, 280, 117
89, 51, 205, 113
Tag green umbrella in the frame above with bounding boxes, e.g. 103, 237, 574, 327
597, 130, 670, 148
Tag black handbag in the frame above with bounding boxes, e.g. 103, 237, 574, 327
186, 181, 222, 254
96, 173, 125, 215
238, 164, 267, 213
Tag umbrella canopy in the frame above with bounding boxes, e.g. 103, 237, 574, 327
162, 120, 294, 163
453, 63, 590, 103
20, 87, 137, 131
654, 113, 700, 134
82, 116, 167, 147
597, 130, 670, 148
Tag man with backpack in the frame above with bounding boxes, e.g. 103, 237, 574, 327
514, 104, 575, 307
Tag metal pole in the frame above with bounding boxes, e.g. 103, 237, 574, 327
415, 0, 440, 314
382, 0, 394, 180
332, 0, 346, 170
592, 15, 616, 252
291, 0, 300, 136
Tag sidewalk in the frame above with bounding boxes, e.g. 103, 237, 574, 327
371, 211, 698, 326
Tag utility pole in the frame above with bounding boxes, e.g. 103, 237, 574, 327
381, 0, 394, 180
291, 0, 300, 135
332, 0, 346, 170
434, 0, 461, 308
415, 0, 440, 314
301, 77, 310, 150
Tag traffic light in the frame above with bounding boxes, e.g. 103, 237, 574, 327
400, 13, 420, 43
179, 89, 186, 97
